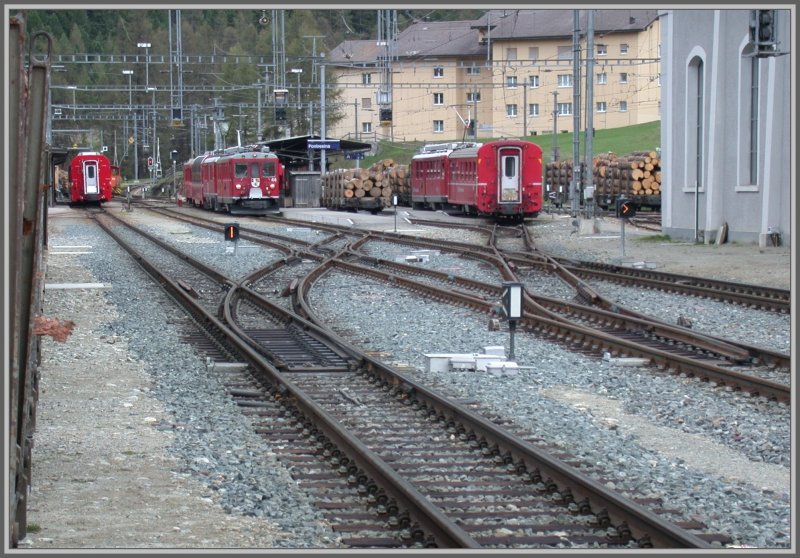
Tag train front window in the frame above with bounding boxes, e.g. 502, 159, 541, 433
235, 163, 248, 178
262, 162, 276, 177
250, 163, 259, 178
504, 156, 516, 178
86, 165, 95, 179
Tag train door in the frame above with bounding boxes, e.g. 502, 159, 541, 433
498, 148, 521, 203
83, 160, 99, 195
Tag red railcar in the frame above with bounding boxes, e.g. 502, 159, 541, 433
182, 146, 284, 214
410, 140, 543, 220
67, 152, 114, 204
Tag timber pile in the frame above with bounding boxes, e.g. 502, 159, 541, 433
545, 150, 661, 200
545, 160, 588, 193
321, 159, 411, 209
593, 150, 661, 199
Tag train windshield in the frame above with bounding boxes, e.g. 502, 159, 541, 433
235, 163, 248, 178
262, 162, 276, 177
250, 163, 259, 178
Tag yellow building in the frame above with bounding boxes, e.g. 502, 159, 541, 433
327, 9, 661, 143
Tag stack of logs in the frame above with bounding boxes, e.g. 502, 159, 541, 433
545, 150, 661, 200
321, 159, 411, 209
594, 150, 661, 198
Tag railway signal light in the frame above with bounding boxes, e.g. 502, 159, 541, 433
751, 9, 778, 54
501, 281, 523, 321
616, 198, 637, 219
500, 281, 523, 361
224, 223, 239, 241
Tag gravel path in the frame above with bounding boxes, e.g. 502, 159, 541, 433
22, 204, 792, 550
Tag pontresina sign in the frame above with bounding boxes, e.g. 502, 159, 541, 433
307, 139, 340, 150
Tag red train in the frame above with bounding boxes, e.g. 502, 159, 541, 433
65, 151, 114, 204
410, 139, 543, 220
182, 146, 284, 214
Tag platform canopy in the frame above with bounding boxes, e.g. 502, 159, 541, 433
256, 134, 371, 172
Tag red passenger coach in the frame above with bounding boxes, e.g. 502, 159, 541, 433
183, 146, 284, 214
68, 152, 114, 204
410, 140, 543, 220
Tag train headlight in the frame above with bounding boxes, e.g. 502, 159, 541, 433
235, 183, 243, 190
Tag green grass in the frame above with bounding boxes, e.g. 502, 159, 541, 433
634, 234, 672, 243
339, 121, 661, 169
26, 524, 42, 534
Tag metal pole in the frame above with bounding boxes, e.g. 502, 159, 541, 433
509, 322, 516, 361
134, 112, 139, 180
585, 10, 595, 218
320, 56, 326, 174
522, 82, 527, 136
551, 90, 558, 161
570, 10, 581, 218
620, 218, 626, 258
152, 89, 157, 190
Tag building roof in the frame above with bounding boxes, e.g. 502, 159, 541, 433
472, 9, 660, 40
328, 9, 661, 64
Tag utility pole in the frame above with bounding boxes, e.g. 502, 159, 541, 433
320, 58, 326, 173
570, 10, 581, 218
584, 10, 596, 218
522, 82, 527, 137
551, 90, 558, 161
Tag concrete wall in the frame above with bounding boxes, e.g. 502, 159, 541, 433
660, 9, 791, 247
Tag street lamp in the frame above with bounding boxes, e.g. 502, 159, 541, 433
123, 70, 135, 180
122, 69, 133, 108
290, 68, 303, 103
66, 85, 77, 116
137, 42, 151, 90
290, 68, 303, 135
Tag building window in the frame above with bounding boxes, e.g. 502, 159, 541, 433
506, 47, 517, 61
619, 100, 628, 112
528, 103, 539, 117
433, 66, 444, 78
687, 56, 704, 194
597, 44, 607, 56
433, 120, 444, 132
506, 75, 518, 88
362, 122, 372, 133
506, 104, 518, 117
467, 65, 480, 75
558, 74, 573, 87
433, 92, 444, 105
557, 45, 571, 59
557, 102, 572, 116
467, 91, 481, 103
597, 72, 607, 85
596, 101, 607, 113
361, 97, 372, 109
361, 73, 372, 85
529, 75, 540, 88
620, 43, 629, 55
620, 72, 628, 84
528, 46, 539, 61
657, 73, 661, 87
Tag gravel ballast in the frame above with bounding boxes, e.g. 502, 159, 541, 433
23, 206, 792, 550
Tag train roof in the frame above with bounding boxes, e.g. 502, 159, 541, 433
412, 142, 483, 160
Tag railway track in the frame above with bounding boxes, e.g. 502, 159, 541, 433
87, 206, 732, 549
123, 204, 790, 399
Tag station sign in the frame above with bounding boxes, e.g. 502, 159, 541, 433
308, 139, 340, 150
344, 151, 365, 160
